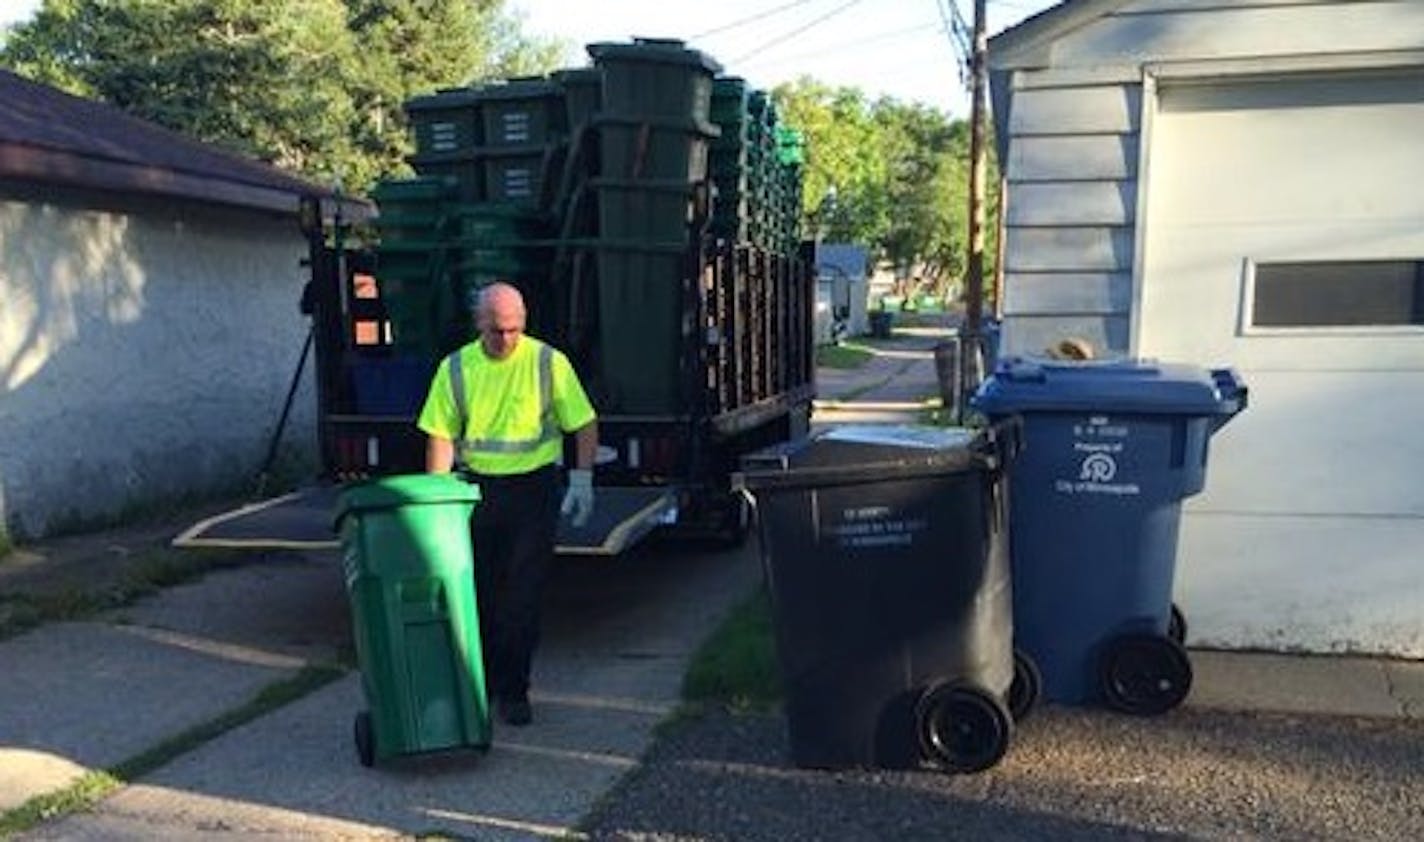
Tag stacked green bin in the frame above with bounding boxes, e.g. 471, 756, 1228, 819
482, 144, 561, 206
372, 178, 458, 354
590, 242, 690, 412
448, 203, 557, 341
408, 153, 484, 202
709, 77, 753, 243
592, 38, 719, 122
596, 114, 714, 181
553, 67, 602, 133
587, 38, 722, 414
478, 78, 566, 208
337, 474, 488, 767
771, 128, 805, 253
407, 89, 485, 201
406, 87, 483, 156
481, 76, 565, 146
747, 91, 774, 249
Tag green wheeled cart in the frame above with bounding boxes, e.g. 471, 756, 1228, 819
336, 474, 488, 767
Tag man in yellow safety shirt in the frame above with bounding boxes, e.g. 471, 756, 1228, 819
418, 282, 598, 726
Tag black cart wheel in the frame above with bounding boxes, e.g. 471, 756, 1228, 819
915, 683, 1013, 774
1008, 649, 1042, 722
1168, 603, 1188, 644
354, 710, 375, 767
1100, 634, 1193, 716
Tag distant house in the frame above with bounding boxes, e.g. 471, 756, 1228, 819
0, 70, 364, 544
990, 1, 1424, 655
815, 243, 870, 343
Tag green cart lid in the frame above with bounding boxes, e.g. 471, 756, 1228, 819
553, 67, 600, 84
712, 77, 749, 97
405, 87, 483, 111
473, 76, 561, 100
586, 38, 723, 74
337, 474, 481, 518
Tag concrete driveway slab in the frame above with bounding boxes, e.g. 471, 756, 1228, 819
1189, 649, 1406, 718
1384, 658, 1424, 717
17, 538, 760, 839
0, 621, 301, 812
27, 676, 653, 841
104, 551, 350, 664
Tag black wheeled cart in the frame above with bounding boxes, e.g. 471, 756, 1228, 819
737, 423, 1033, 773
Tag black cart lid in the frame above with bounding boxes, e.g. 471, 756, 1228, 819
736, 425, 995, 492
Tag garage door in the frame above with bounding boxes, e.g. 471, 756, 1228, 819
1137, 72, 1424, 655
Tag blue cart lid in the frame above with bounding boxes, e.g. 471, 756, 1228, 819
973, 358, 1246, 416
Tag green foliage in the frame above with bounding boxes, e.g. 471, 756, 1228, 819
682, 589, 781, 712
772, 77, 1000, 295
0, 0, 564, 194
815, 342, 873, 369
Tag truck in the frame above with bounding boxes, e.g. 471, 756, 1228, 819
176, 38, 815, 557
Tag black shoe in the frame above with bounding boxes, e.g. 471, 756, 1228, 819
498, 695, 532, 726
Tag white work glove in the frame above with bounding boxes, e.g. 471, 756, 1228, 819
560, 468, 595, 528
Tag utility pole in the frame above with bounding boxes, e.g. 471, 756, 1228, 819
960, 0, 989, 405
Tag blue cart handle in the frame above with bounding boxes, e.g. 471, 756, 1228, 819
976, 415, 1025, 472
1209, 368, 1249, 413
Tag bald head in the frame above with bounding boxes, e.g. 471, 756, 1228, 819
475, 282, 526, 359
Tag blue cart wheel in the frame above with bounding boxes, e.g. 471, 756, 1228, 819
354, 710, 375, 767
1168, 603, 1188, 644
915, 682, 1013, 774
1008, 649, 1042, 722
1100, 634, 1192, 716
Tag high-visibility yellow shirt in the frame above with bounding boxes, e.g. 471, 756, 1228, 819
417, 336, 596, 476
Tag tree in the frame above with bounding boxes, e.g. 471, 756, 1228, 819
771, 77, 999, 297
344, 1, 565, 186
0, 0, 565, 193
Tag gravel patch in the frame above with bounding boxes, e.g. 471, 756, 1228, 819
583, 705, 1424, 841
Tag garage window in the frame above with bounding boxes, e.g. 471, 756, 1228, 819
1251, 260, 1424, 328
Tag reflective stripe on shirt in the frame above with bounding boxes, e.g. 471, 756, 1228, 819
448, 343, 560, 461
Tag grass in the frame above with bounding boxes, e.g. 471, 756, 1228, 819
0, 547, 238, 643
681, 589, 781, 713
815, 342, 874, 370
0, 664, 345, 837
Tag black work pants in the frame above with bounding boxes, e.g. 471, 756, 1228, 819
468, 464, 558, 702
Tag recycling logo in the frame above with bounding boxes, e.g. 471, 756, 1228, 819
1079, 452, 1117, 483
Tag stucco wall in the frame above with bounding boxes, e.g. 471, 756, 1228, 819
0, 188, 316, 540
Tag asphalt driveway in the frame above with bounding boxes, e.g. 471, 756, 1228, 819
582, 703, 1424, 841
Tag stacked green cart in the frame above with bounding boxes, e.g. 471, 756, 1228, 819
370, 177, 457, 356
585, 38, 723, 414
362, 38, 810, 422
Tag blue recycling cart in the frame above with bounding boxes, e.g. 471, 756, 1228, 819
973, 359, 1247, 715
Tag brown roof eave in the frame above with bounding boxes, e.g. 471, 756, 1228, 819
0, 142, 372, 221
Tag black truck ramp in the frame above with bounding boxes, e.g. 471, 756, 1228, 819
173, 484, 675, 557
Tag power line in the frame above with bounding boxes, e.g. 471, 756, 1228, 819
935, 0, 972, 88
690, 0, 823, 40
737, 20, 947, 70
728, 0, 869, 65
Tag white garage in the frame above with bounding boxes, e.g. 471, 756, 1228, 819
990, 0, 1424, 656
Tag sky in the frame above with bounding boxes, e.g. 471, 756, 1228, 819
510, 0, 1059, 117
0, 0, 1061, 118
